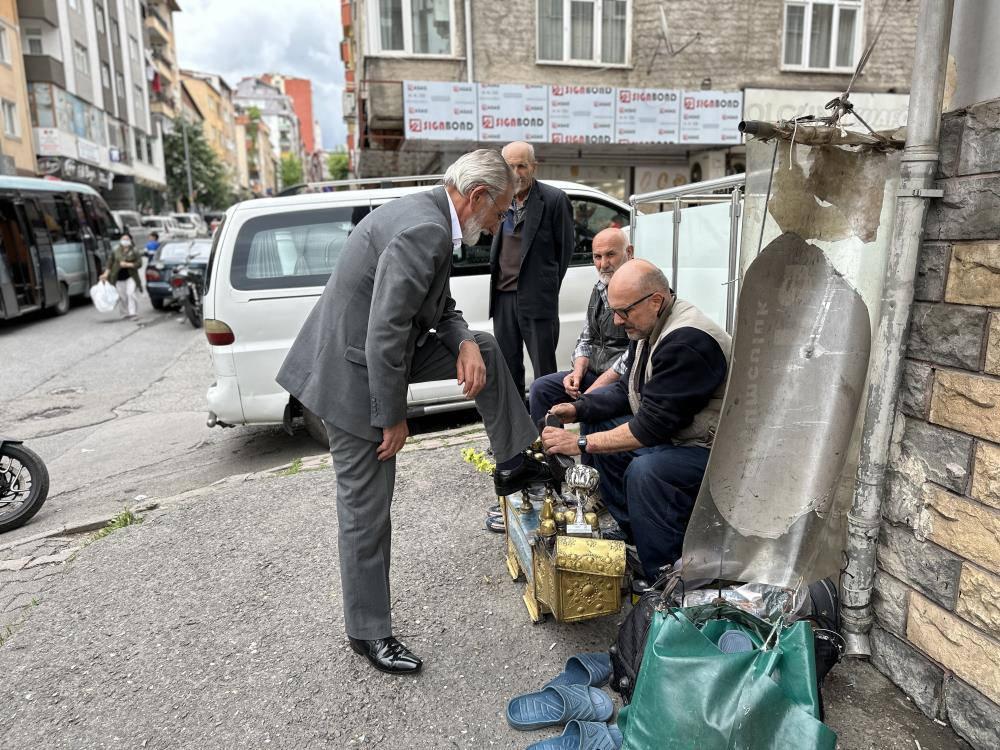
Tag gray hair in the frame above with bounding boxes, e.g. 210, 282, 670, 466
443, 149, 513, 198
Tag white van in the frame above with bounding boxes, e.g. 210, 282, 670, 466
201, 180, 631, 438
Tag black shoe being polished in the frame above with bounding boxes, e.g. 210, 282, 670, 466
493, 452, 552, 496
349, 636, 422, 675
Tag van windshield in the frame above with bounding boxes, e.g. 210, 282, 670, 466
229, 206, 369, 291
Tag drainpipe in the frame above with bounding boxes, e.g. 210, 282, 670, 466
841, 0, 954, 658
464, 0, 475, 84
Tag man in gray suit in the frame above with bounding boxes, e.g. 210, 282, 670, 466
277, 150, 552, 674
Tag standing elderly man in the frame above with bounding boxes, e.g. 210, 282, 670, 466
541, 259, 731, 581
277, 150, 550, 675
490, 141, 575, 397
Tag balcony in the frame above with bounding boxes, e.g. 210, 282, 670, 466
23, 55, 65, 88
145, 9, 171, 46
16, 0, 59, 26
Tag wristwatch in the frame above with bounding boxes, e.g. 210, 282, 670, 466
577, 436, 589, 454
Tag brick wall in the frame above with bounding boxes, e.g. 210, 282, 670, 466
872, 98, 1000, 750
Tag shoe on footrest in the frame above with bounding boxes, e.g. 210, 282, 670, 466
494, 453, 552, 496
348, 636, 422, 675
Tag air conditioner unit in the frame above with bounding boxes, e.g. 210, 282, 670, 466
343, 91, 357, 118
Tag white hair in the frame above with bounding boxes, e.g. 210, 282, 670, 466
443, 149, 513, 198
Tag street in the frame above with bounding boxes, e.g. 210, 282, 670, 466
0, 291, 319, 547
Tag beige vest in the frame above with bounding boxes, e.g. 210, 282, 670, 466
627, 299, 732, 448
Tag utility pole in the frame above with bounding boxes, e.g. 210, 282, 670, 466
181, 118, 194, 210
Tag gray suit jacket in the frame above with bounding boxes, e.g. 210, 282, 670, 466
276, 187, 473, 442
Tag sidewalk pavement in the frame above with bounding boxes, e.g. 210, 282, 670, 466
0, 430, 966, 749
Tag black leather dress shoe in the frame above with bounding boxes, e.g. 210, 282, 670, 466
494, 453, 553, 496
348, 636, 422, 675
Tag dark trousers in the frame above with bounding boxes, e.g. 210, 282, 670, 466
588, 418, 710, 580
493, 290, 559, 396
528, 369, 599, 426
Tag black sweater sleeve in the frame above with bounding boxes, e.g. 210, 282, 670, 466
573, 342, 636, 424
627, 327, 728, 447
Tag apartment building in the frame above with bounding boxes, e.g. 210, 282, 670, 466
341, 0, 919, 198
0, 0, 37, 175
233, 75, 302, 188
235, 108, 277, 197
180, 69, 239, 191
18, 0, 165, 208
143, 0, 179, 129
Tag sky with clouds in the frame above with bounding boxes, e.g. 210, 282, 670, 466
173, 0, 346, 150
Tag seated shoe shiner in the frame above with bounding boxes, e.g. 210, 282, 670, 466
541, 259, 731, 581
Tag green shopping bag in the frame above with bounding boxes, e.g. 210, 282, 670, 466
619, 604, 837, 750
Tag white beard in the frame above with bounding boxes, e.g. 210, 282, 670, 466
462, 216, 486, 246
598, 271, 614, 285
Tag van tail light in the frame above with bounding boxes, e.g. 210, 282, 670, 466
146, 268, 160, 281
170, 276, 185, 287
204, 319, 235, 346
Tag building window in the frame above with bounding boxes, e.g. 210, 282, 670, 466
371, 0, 452, 55
24, 27, 43, 56
68, 0, 79, 10
782, 0, 862, 71
537, 0, 629, 66
0, 27, 10, 65
96, 4, 106, 34
74, 42, 89, 75
101, 63, 111, 88
111, 19, 120, 45
128, 35, 139, 62
2, 99, 19, 138
116, 72, 125, 95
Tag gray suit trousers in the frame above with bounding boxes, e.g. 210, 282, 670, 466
326, 330, 537, 639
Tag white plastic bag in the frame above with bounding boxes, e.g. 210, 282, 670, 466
90, 280, 119, 313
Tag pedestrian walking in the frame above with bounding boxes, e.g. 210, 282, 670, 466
101, 234, 144, 319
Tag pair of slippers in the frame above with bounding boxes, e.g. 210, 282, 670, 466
507, 653, 622, 749
486, 503, 505, 533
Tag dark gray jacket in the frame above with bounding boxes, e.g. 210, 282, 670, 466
276, 187, 473, 442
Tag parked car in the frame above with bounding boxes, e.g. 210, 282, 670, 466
112, 209, 145, 242
1, 176, 116, 320
201, 180, 631, 434
145, 239, 212, 310
141, 215, 183, 241
170, 212, 209, 238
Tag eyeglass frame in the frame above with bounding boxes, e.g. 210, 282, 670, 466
481, 188, 507, 225
609, 291, 660, 321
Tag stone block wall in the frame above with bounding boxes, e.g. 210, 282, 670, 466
873, 99, 1000, 750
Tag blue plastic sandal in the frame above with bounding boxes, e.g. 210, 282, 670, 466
525, 721, 623, 750
544, 652, 612, 689
506, 684, 613, 731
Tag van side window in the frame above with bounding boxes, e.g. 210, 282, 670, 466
230, 207, 365, 291
570, 199, 630, 266
451, 233, 492, 277
54, 195, 83, 242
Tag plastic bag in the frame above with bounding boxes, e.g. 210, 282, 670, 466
90, 280, 119, 313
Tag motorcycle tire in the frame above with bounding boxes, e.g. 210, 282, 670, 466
183, 297, 202, 328
0, 443, 50, 533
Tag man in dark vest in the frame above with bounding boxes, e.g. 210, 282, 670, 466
490, 141, 575, 397
527, 227, 634, 427
541, 260, 731, 581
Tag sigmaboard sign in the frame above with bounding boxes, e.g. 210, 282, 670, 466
403, 81, 744, 144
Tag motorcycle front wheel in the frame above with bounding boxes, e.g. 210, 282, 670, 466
0, 444, 50, 533
183, 296, 202, 328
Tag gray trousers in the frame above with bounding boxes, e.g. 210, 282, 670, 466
325, 330, 537, 639
493, 290, 560, 396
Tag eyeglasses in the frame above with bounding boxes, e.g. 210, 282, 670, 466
609, 292, 657, 320
484, 191, 507, 224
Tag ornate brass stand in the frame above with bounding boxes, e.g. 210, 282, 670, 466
500, 465, 626, 623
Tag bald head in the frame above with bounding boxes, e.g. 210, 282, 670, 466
592, 228, 633, 283
501, 141, 537, 199
607, 259, 673, 339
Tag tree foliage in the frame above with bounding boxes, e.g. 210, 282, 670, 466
280, 154, 304, 188
163, 118, 233, 211
326, 150, 349, 181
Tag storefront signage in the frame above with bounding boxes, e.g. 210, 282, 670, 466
36, 128, 61, 156
615, 88, 681, 144
403, 81, 477, 141
548, 85, 616, 144
477, 83, 548, 142
403, 81, 743, 145
679, 90, 744, 144
37, 156, 114, 191
77, 138, 102, 164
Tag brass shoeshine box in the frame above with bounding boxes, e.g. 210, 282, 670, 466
500, 490, 626, 624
